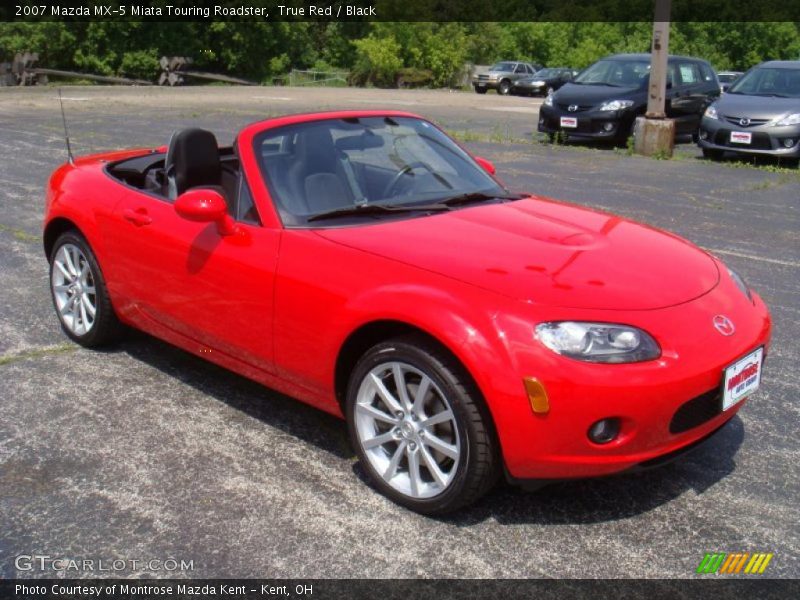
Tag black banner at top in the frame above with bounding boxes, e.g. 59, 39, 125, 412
2, 0, 800, 22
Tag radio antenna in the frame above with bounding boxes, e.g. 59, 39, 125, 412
57, 88, 74, 164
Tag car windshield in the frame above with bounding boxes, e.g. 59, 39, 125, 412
534, 68, 559, 78
489, 62, 515, 72
718, 73, 739, 83
727, 67, 800, 98
573, 59, 650, 87
254, 117, 507, 226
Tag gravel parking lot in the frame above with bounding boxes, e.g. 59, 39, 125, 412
0, 86, 798, 579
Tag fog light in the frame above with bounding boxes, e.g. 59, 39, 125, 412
603, 122, 615, 132
699, 130, 708, 140
588, 418, 620, 444
783, 138, 795, 148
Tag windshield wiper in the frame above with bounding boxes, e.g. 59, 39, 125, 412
439, 192, 524, 207
307, 202, 450, 223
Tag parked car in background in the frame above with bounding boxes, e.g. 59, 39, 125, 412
538, 53, 720, 143
717, 71, 744, 93
698, 61, 800, 164
472, 61, 543, 95
512, 68, 576, 96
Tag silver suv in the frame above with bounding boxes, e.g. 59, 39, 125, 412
473, 61, 543, 95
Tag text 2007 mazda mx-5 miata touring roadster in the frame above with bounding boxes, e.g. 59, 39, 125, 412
44, 110, 771, 514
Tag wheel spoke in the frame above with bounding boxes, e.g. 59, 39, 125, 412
83, 285, 96, 295
55, 261, 73, 281
392, 363, 412, 410
357, 403, 398, 425
81, 294, 96, 318
420, 444, 448, 487
370, 373, 403, 414
63, 247, 79, 277
383, 440, 407, 480
79, 297, 89, 327
412, 375, 431, 414
424, 432, 458, 460
70, 299, 81, 329
407, 447, 421, 497
59, 295, 76, 316
53, 284, 71, 293
362, 430, 396, 450
420, 409, 454, 429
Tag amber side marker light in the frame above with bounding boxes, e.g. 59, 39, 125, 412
523, 377, 550, 414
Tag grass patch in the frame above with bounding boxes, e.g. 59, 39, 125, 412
0, 223, 39, 243
0, 344, 76, 367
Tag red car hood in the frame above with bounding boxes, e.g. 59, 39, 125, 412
315, 197, 720, 310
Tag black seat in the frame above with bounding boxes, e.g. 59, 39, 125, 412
285, 127, 360, 214
164, 128, 224, 201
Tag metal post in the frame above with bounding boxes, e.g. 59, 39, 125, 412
645, 0, 671, 118
634, 0, 675, 157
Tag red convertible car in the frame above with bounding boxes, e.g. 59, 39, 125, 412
44, 110, 771, 514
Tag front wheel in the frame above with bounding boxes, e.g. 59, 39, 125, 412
49, 230, 123, 347
346, 336, 499, 514
702, 148, 724, 161
474, 86, 487, 95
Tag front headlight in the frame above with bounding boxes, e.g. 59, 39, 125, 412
704, 105, 719, 120
772, 112, 800, 126
531, 80, 545, 86
597, 99, 634, 112
727, 267, 753, 302
543, 94, 554, 107
535, 322, 661, 363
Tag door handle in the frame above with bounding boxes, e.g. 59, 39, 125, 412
123, 208, 152, 226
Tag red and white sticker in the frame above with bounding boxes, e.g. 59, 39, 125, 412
560, 117, 578, 128
722, 347, 763, 411
730, 131, 752, 144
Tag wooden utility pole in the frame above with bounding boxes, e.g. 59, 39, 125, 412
634, 0, 675, 156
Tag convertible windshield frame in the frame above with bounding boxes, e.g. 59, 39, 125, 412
252, 116, 507, 228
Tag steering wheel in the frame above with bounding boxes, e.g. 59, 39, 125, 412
382, 161, 434, 197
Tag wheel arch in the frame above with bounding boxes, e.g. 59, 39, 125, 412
334, 319, 486, 412
43, 217, 83, 259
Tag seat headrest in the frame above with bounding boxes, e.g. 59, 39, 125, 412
165, 128, 221, 196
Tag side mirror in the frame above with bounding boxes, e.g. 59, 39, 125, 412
475, 156, 496, 176
174, 188, 236, 236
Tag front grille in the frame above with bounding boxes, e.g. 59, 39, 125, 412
713, 129, 774, 150
556, 103, 593, 113
669, 388, 722, 434
723, 116, 770, 128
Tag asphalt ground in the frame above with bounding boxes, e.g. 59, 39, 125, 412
0, 86, 798, 579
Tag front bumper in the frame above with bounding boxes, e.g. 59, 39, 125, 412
698, 117, 800, 157
473, 78, 501, 91
514, 83, 545, 95
538, 104, 634, 140
489, 274, 771, 481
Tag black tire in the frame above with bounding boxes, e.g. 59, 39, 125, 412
474, 86, 487, 95
49, 230, 123, 347
498, 79, 511, 95
702, 148, 724, 161
345, 335, 500, 515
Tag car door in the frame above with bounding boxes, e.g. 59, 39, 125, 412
665, 60, 695, 134
675, 60, 710, 132
108, 172, 280, 372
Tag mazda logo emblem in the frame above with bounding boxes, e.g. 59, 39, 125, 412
713, 315, 736, 336
739, 117, 750, 126
568, 105, 578, 112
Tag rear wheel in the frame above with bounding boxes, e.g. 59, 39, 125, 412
49, 230, 122, 347
346, 335, 499, 514
498, 80, 511, 95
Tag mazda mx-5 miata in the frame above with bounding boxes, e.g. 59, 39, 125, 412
44, 110, 771, 514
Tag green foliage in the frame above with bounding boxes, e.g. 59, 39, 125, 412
351, 34, 403, 87
1, 22, 799, 88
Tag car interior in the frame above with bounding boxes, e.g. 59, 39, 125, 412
106, 128, 259, 224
